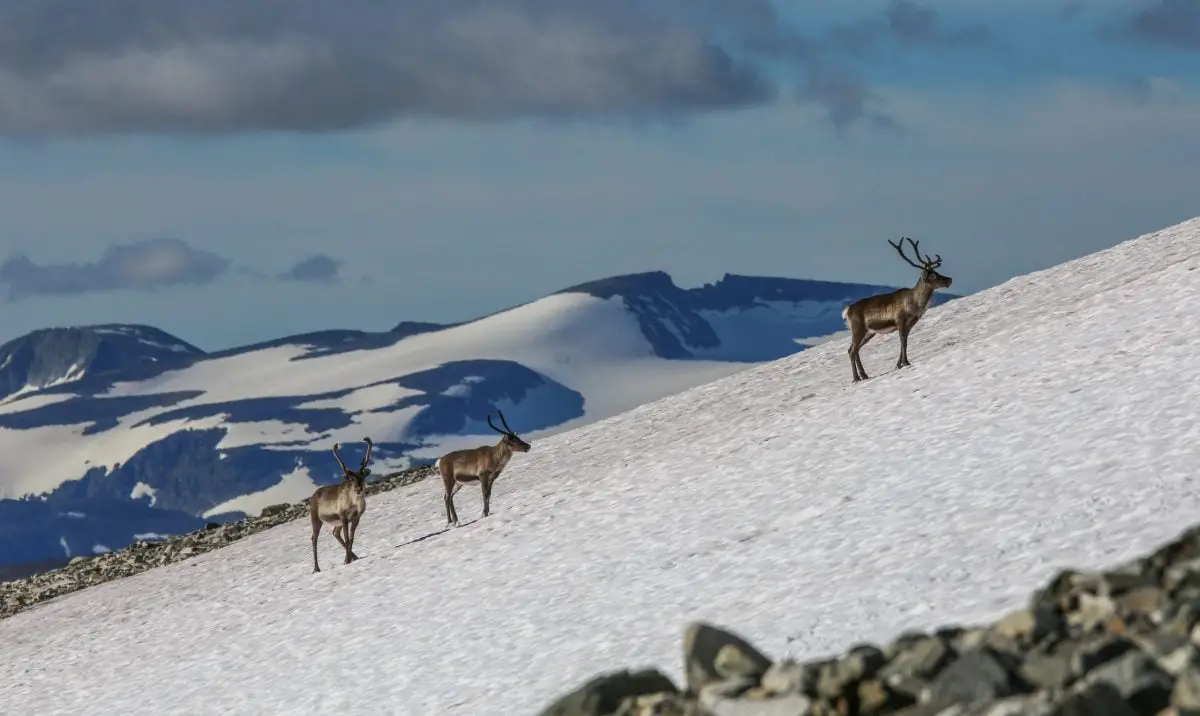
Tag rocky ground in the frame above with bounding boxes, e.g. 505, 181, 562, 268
541, 522, 1200, 715
0, 465, 437, 621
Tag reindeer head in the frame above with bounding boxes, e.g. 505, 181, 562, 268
487, 411, 531, 453
890, 236, 952, 290
332, 437, 374, 489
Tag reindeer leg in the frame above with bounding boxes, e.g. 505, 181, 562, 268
447, 482, 462, 527
896, 320, 912, 369
849, 327, 873, 382
347, 515, 360, 562
481, 473, 493, 519
332, 523, 354, 565
311, 514, 322, 574
857, 332, 875, 378
333, 523, 352, 565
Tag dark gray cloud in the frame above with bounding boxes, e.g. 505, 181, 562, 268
885, 0, 990, 47
797, 1, 992, 128
826, 0, 992, 59
795, 64, 893, 134
1058, 1, 1086, 21
1117, 0, 1200, 50
0, 238, 229, 300
0, 0, 992, 136
278, 254, 342, 284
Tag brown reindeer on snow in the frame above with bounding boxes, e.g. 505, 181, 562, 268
436, 411, 531, 527
309, 437, 373, 573
842, 237, 953, 383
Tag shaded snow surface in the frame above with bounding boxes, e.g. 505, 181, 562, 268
1, 217, 1199, 715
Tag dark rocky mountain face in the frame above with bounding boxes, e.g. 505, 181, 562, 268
0, 324, 204, 401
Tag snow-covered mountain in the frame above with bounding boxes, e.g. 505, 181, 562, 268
0, 324, 204, 402
0, 271, 949, 570
0, 217, 1194, 715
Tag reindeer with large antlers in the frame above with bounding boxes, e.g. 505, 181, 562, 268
842, 237, 953, 383
435, 411, 531, 527
309, 437, 373, 573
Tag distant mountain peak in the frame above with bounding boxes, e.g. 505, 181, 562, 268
0, 324, 203, 402
556, 271, 679, 298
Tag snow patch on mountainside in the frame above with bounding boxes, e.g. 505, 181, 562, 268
0, 391, 76, 410
693, 299, 851, 361
0, 294, 739, 502
203, 465, 320, 519
0, 411, 229, 499
129, 482, 156, 506
4, 362, 87, 402
103, 293, 707, 404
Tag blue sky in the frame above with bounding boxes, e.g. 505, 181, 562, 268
0, 0, 1197, 350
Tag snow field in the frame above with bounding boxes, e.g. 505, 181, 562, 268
0, 218, 1198, 715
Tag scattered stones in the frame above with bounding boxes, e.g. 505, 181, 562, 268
538, 669, 684, 716
539, 522, 1200, 715
0, 465, 436, 620
259, 503, 291, 518
683, 622, 773, 694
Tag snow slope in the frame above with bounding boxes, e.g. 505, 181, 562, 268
17, 218, 1192, 716
0, 272, 920, 569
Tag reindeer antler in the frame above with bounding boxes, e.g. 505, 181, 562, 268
487, 414, 507, 435
906, 237, 942, 269
332, 442, 350, 473
487, 411, 517, 435
889, 236, 942, 270
359, 437, 374, 472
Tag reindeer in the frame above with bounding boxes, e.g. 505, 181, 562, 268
436, 411, 531, 527
309, 437, 373, 573
842, 237, 953, 383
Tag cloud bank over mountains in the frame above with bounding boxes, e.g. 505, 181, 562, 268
0, 239, 342, 299
0, 0, 1002, 136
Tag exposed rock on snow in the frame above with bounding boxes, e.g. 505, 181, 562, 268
539, 521, 1200, 715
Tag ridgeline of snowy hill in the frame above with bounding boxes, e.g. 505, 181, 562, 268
0, 271, 934, 570
0, 217, 1194, 715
